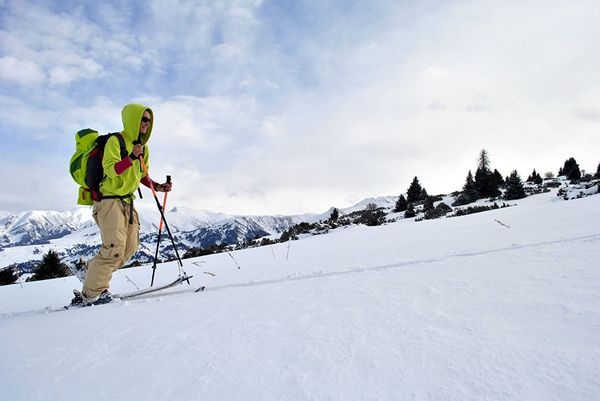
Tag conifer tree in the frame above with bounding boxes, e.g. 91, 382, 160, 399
475, 167, 501, 198
406, 177, 424, 203
31, 250, 70, 281
0, 266, 18, 286
559, 157, 581, 180
478, 149, 491, 171
394, 194, 408, 212
474, 149, 501, 198
329, 208, 339, 222
493, 169, 505, 187
527, 169, 543, 184
504, 170, 527, 200
462, 170, 478, 202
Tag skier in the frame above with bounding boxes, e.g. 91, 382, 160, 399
71, 103, 172, 306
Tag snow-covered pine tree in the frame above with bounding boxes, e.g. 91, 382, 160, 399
504, 170, 527, 200
30, 250, 70, 281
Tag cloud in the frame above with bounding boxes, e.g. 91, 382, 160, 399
48, 58, 104, 86
0, 1, 146, 89
0, 56, 45, 86
573, 108, 600, 121
1, 0, 600, 215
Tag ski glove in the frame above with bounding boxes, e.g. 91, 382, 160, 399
155, 182, 172, 192
129, 143, 144, 160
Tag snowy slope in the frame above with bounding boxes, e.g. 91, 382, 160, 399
0, 190, 599, 401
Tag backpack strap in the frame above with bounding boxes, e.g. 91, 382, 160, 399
108, 132, 128, 159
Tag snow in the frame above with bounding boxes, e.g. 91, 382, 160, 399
1, 190, 599, 401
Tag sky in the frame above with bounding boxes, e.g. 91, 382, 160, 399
1, 0, 599, 216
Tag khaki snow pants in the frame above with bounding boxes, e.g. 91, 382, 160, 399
83, 198, 139, 298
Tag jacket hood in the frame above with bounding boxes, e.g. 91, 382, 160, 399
121, 103, 153, 145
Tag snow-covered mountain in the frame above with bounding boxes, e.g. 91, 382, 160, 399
0, 209, 94, 247
0, 197, 396, 270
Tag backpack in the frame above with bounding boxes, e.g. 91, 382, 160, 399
69, 129, 127, 205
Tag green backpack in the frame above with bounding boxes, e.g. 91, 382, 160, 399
69, 128, 126, 205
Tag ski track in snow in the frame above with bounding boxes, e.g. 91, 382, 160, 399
2, 232, 599, 319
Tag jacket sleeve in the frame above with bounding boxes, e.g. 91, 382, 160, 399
114, 157, 133, 175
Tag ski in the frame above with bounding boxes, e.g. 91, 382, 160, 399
114, 273, 194, 300
63, 274, 194, 309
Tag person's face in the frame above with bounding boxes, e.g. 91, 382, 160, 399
140, 111, 152, 134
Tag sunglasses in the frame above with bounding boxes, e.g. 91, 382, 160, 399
141, 116, 152, 124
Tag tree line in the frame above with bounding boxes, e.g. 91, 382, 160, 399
393, 149, 599, 219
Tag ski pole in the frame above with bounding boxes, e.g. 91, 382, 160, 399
137, 156, 188, 283
151, 175, 171, 286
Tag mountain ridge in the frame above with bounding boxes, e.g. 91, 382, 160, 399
0, 196, 398, 270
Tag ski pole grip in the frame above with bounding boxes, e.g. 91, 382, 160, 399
166, 175, 171, 184
132, 140, 143, 160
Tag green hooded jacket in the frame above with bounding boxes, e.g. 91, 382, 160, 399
99, 103, 153, 199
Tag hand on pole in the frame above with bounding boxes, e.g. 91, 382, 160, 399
130, 143, 144, 160
155, 181, 172, 192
